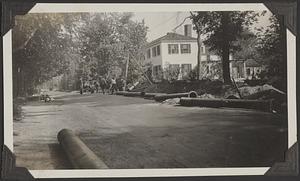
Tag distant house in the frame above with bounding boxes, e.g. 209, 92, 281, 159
230, 59, 263, 80
230, 30, 263, 81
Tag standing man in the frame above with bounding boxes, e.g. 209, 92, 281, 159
116, 77, 122, 91
99, 76, 107, 94
110, 77, 117, 94
94, 81, 99, 93
121, 78, 126, 91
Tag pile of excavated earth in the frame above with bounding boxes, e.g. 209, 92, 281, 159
129, 79, 287, 114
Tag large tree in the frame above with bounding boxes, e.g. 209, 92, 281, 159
77, 13, 148, 84
13, 13, 75, 96
190, 11, 259, 84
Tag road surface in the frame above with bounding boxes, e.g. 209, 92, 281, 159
14, 91, 287, 169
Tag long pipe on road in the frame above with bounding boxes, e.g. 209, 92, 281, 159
116, 91, 168, 100
116, 91, 142, 97
180, 97, 273, 112
116, 91, 198, 101
57, 129, 108, 169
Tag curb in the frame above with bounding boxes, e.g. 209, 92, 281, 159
143, 92, 167, 99
180, 97, 273, 112
57, 129, 108, 169
116, 91, 198, 102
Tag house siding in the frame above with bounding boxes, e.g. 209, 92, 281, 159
145, 43, 163, 66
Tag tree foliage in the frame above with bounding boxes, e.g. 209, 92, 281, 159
255, 14, 286, 91
190, 11, 260, 83
256, 15, 284, 75
233, 30, 261, 61
12, 12, 148, 96
76, 13, 148, 84
13, 13, 75, 96
163, 62, 180, 82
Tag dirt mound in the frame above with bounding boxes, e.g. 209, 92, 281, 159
199, 93, 216, 99
239, 84, 285, 97
133, 80, 287, 113
162, 98, 181, 105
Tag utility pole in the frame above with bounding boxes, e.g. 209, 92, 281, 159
124, 52, 129, 88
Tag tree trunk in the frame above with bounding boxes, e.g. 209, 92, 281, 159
221, 12, 232, 84
196, 31, 201, 80
222, 41, 231, 84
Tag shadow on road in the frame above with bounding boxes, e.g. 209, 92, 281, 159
48, 143, 73, 169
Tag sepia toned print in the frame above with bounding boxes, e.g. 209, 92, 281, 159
12, 9, 288, 170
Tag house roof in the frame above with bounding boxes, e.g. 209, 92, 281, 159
231, 59, 261, 67
146, 32, 197, 47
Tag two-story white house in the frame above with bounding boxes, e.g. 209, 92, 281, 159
144, 24, 220, 81
144, 24, 196, 80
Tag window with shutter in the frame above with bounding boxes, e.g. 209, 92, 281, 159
152, 47, 157, 57
168, 44, 179, 54
180, 44, 191, 54
156, 45, 160, 56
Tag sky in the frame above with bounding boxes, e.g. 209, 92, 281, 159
132, 11, 273, 42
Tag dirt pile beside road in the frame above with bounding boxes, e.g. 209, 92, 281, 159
133, 80, 287, 113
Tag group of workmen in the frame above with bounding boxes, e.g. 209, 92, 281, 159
80, 76, 127, 95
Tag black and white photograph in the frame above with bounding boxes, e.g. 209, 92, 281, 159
2, 2, 298, 178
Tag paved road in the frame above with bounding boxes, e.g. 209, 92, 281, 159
14, 91, 287, 169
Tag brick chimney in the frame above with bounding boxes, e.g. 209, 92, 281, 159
184, 24, 192, 37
